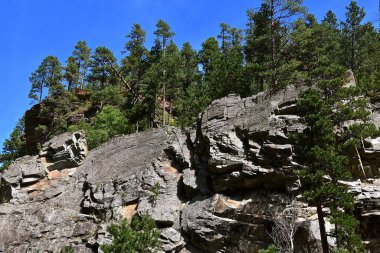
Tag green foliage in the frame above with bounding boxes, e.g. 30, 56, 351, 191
177, 82, 211, 127
59, 245, 75, 253
149, 182, 161, 206
92, 84, 124, 107
0, 118, 26, 171
88, 46, 118, 88
64, 56, 79, 90
122, 23, 148, 100
199, 37, 223, 100
295, 82, 375, 252
72, 41, 91, 89
37, 90, 80, 138
69, 106, 130, 150
153, 19, 175, 52
29, 55, 64, 103
100, 215, 161, 253
244, 5, 271, 92
258, 245, 279, 253
341, 1, 366, 72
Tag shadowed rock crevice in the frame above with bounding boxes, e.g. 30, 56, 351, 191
0, 177, 12, 204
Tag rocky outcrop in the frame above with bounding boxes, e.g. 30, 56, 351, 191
40, 131, 87, 171
24, 94, 98, 154
24, 104, 50, 154
1, 85, 380, 253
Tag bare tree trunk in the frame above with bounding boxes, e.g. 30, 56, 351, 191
39, 85, 43, 103
268, 207, 301, 253
270, 0, 276, 90
162, 70, 166, 127
168, 100, 173, 126
317, 204, 329, 253
260, 77, 264, 92
163, 83, 166, 126
153, 94, 157, 128
356, 146, 366, 179
351, 34, 355, 72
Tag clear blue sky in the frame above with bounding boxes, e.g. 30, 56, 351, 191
0, 0, 378, 146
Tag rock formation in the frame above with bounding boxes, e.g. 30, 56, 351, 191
1, 85, 380, 253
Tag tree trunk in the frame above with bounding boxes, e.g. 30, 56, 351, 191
39, 85, 43, 103
317, 204, 329, 253
168, 100, 173, 126
270, 0, 276, 90
81, 67, 86, 89
163, 82, 166, 126
260, 77, 264, 92
351, 33, 355, 72
153, 94, 157, 128
162, 69, 166, 127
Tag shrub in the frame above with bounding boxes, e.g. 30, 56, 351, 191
92, 85, 124, 107
101, 215, 161, 253
69, 106, 130, 150
258, 245, 279, 253
59, 245, 75, 253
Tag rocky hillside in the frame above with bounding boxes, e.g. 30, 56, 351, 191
1, 85, 380, 253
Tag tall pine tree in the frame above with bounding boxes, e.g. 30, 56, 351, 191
72, 41, 91, 89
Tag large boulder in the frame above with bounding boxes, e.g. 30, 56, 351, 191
40, 131, 88, 171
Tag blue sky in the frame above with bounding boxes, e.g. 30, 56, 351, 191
0, 0, 378, 146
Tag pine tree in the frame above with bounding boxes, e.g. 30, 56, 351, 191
295, 82, 375, 253
63, 56, 79, 90
322, 10, 339, 31
121, 24, 149, 131
153, 20, 175, 55
88, 46, 118, 89
244, 5, 272, 92
152, 20, 175, 126
0, 118, 26, 171
29, 55, 64, 103
143, 40, 181, 127
341, 1, 366, 73
122, 23, 148, 97
354, 22, 380, 90
72, 41, 91, 89
218, 23, 231, 54
180, 42, 200, 91
225, 27, 245, 96
264, 0, 305, 89
199, 37, 222, 100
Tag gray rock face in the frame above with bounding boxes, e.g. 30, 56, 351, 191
1, 86, 380, 253
40, 131, 88, 171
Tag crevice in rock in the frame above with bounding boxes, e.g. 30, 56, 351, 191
193, 116, 213, 195
235, 127, 251, 161
0, 177, 13, 204
80, 181, 108, 221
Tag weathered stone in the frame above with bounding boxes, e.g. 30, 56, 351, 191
40, 131, 88, 171
160, 227, 185, 252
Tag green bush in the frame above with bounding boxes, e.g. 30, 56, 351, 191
92, 85, 124, 107
69, 106, 130, 150
0, 118, 26, 171
59, 245, 75, 253
101, 215, 161, 253
258, 245, 279, 253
